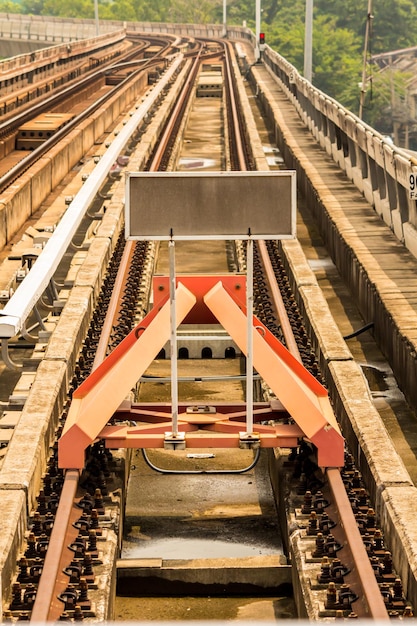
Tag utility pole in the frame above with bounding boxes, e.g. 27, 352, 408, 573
255, 0, 261, 62
359, 0, 373, 119
223, 0, 227, 37
303, 0, 313, 83
94, 0, 99, 36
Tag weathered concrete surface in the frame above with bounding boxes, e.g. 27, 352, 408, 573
122, 356, 289, 597
117, 555, 290, 594
124, 447, 283, 552
114, 593, 296, 621
0, 359, 68, 510
0, 491, 27, 623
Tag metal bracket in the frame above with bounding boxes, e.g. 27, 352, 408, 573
164, 431, 186, 450
239, 432, 261, 449
1, 339, 22, 371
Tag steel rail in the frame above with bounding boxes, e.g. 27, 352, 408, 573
0, 33, 175, 139
26, 37, 347, 622
230, 56, 389, 618
31, 243, 140, 623
29, 49, 202, 623
259, 244, 389, 618
29, 470, 80, 622
148, 45, 204, 169
327, 468, 390, 619
0, 38, 144, 140
223, 41, 247, 170
93, 243, 137, 366
0, 55, 169, 192
257, 240, 302, 360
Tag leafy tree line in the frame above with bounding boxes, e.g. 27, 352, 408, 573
2, 0, 417, 142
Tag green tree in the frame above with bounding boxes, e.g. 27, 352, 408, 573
129, 0, 171, 22
362, 67, 414, 137
370, 0, 417, 52
41, 0, 93, 18
316, 0, 417, 54
267, 16, 305, 71
267, 12, 362, 112
0, 0, 23, 12
20, 0, 45, 15
100, 0, 137, 22
312, 16, 362, 110
169, 0, 221, 24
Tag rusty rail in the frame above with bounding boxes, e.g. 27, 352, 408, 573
326, 468, 389, 619
28, 44, 204, 624
257, 234, 389, 619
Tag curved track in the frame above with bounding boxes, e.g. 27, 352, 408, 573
0, 36, 177, 192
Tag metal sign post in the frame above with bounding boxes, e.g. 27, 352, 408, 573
303, 0, 313, 83
255, 0, 261, 62
246, 237, 254, 436
169, 239, 178, 437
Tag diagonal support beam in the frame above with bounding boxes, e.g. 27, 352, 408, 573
58, 282, 196, 469
204, 281, 344, 468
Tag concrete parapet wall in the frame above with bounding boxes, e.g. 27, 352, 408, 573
261, 44, 417, 260
0, 18, 124, 76
0, 492, 27, 622
250, 54, 417, 611
381, 486, 417, 612
253, 65, 417, 417
30, 157, 53, 211
45, 287, 94, 377
0, 360, 69, 511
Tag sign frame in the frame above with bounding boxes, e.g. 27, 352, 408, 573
125, 170, 296, 241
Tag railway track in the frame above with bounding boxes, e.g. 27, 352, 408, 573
27, 40, 230, 622
0, 34, 414, 621
0, 35, 179, 192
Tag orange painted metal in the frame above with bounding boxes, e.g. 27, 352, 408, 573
203, 280, 344, 468
153, 274, 246, 323
58, 276, 344, 470
101, 429, 301, 450
99, 412, 303, 449
58, 282, 196, 468
116, 400, 288, 416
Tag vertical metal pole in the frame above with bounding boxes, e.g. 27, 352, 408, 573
223, 0, 227, 37
359, 0, 373, 119
169, 240, 178, 436
94, 0, 99, 36
255, 0, 261, 62
304, 0, 313, 83
246, 238, 254, 435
